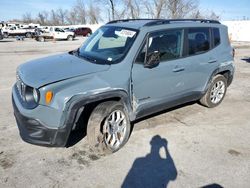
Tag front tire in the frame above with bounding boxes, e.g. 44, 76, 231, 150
87, 101, 131, 155
200, 75, 227, 108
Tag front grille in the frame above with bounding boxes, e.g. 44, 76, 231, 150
16, 73, 26, 101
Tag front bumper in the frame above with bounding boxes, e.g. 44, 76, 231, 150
12, 95, 70, 147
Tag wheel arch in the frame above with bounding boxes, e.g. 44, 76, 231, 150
217, 70, 233, 86
62, 90, 134, 130
205, 68, 234, 93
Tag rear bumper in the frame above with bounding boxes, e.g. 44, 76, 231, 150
12, 95, 70, 147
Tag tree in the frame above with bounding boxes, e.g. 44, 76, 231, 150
50, 9, 60, 25
57, 8, 68, 25
97, 0, 116, 21
88, 3, 100, 24
109, 0, 115, 20
208, 11, 220, 20
22, 12, 33, 23
67, 7, 78, 25
190, 10, 220, 20
154, 0, 167, 19
74, 0, 87, 24
37, 11, 49, 25
14, 0, 222, 25
191, 10, 203, 19
166, 0, 198, 19
123, 0, 141, 19
141, 0, 167, 19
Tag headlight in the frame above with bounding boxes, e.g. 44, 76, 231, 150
16, 72, 39, 109
24, 86, 40, 108
33, 88, 39, 103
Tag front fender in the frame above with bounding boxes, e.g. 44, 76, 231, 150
60, 89, 134, 130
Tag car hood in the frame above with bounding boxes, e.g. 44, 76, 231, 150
18, 53, 110, 88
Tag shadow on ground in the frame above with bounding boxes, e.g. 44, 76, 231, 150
0, 40, 14, 43
241, 58, 250, 63
201, 183, 224, 188
66, 101, 197, 147
122, 135, 177, 188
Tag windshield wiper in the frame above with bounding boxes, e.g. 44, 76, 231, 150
70, 49, 111, 65
80, 54, 97, 63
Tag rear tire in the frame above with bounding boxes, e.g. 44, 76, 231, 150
26, 33, 32, 38
87, 101, 131, 155
200, 75, 227, 108
3, 33, 8, 38
67, 35, 73, 41
38, 36, 45, 42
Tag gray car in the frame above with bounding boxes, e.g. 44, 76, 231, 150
12, 19, 235, 154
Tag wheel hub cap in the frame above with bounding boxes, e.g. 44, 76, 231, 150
210, 80, 226, 104
103, 110, 127, 150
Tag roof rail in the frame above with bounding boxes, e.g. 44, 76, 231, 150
107, 19, 160, 24
144, 19, 220, 26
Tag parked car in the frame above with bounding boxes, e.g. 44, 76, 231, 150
12, 19, 235, 155
74, 27, 92, 36
2, 26, 35, 38
0, 29, 3, 40
35, 27, 75, 42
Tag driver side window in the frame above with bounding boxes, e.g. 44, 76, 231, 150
148, 29, 183, 62
135, 29, 183, 64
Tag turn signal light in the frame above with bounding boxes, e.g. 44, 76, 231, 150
45, 91, 53, 104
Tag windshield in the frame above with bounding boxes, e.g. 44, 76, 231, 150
79, 26, 138, 64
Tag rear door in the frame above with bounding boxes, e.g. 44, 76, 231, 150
183, 27, 218, 92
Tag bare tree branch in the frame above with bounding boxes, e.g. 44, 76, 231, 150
154, 0, 167, 19
57, 8, 68, 25
123, 0, 141, 19
37, 11, 49, 25
166, 0, 198, 19
66, 7, 78, 25
74, 0, 87, 24
50, 10, 60, 25
22, 12, 33, 24
88, 3, 101, 24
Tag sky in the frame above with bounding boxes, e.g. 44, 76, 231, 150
0, 0, 249, 22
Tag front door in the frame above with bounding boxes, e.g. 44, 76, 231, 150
54, 28, 65, 39
132, 29, 189, 116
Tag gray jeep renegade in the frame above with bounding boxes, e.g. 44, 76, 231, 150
12, 19, 234, 154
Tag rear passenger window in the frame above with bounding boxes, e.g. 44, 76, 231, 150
213, 28, 220, 47
188, 28, 210, 55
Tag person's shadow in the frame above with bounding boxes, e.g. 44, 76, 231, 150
122, 135, 177, 188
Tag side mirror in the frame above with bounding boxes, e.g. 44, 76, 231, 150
144, 51, 160, 69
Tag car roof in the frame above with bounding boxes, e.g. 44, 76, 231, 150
106, 19, 221, 30
106, 19, 156, 29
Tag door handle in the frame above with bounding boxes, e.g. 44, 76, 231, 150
208, 59, 217, 64
173, 66, 185, 72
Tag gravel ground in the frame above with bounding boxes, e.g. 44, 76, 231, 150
0, 38, 249, 188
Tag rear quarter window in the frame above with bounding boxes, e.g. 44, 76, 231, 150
213, 28, 220, 47
188, 28, 210, 55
